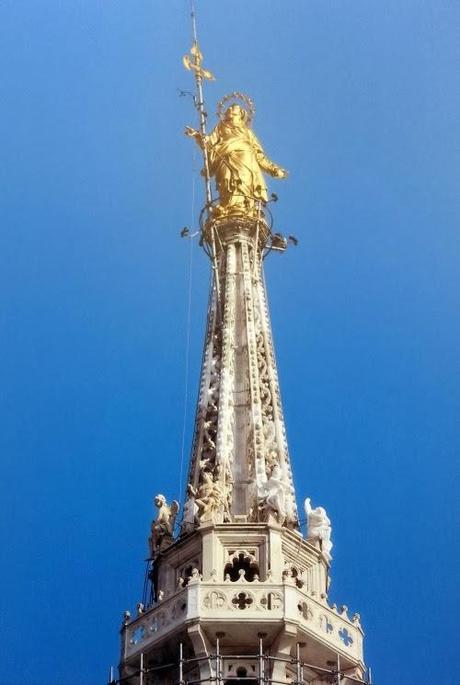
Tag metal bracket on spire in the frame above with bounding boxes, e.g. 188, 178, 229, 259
183, 6, 222, 315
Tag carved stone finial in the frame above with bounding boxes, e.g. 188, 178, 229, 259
136, 603, 145, 616
122, 610, 131, 626
189, 568, 201, 584
282, 568, 296, 586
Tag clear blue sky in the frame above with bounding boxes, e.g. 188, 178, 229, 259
1, 1, 459, 684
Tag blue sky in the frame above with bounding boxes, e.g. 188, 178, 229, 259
0, 1, 459, 684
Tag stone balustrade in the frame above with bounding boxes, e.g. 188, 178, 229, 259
123, 577, 363, 662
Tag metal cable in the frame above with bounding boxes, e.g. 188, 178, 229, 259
179, 146, 197, 504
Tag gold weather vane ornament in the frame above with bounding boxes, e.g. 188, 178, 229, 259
183, 42, 215, 82
182, 36, 215, 207
182, 10, 222, 307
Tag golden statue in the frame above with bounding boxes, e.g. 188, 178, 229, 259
185, 97, 288, 215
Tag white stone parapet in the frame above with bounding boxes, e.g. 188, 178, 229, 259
123, 579, 363, 667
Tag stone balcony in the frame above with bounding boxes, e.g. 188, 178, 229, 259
123, 575, 364, 670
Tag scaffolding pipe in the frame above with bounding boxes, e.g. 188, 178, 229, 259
295, 643, 301, 685
168, 645, 374, 685
258, 635, 265, 685
139, 653, 144, 685
216, 636, 222, 685
179, 643, 185, 685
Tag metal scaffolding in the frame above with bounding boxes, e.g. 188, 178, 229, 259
109, 638, 373, 685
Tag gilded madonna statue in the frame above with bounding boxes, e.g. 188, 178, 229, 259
185, 100, 288, 215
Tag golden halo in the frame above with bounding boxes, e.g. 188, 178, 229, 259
217, 92, 256, 125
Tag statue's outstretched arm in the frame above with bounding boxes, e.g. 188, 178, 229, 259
184, 126, 206, 150
184, 124, 219, 152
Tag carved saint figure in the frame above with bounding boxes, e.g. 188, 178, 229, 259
148, 494, 179, 557
185, 103, 288, 214
260, 463, 290, 526
304, 497, 333, 563
182, 484, 199, 533
189, 471, 224, 522
215, 460, 233, 523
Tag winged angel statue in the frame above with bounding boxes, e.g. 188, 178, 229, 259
148, 494, 179, 557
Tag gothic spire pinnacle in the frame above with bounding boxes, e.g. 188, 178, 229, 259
116, 16, 366, 684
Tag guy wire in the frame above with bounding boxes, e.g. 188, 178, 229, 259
178, 146, 197, 504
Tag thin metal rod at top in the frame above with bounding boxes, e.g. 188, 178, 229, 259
188, 1, 221, 317
189, 0, 212, 205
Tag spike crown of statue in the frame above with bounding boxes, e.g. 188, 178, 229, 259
185, 95, 288, 216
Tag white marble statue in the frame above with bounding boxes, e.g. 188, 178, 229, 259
304, 497, 333, 562
188, 471, 224, 522
215, 460, 233, 523
182, 484, 199, 533
148, 494, 179, 557
261, 464, 290, 525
